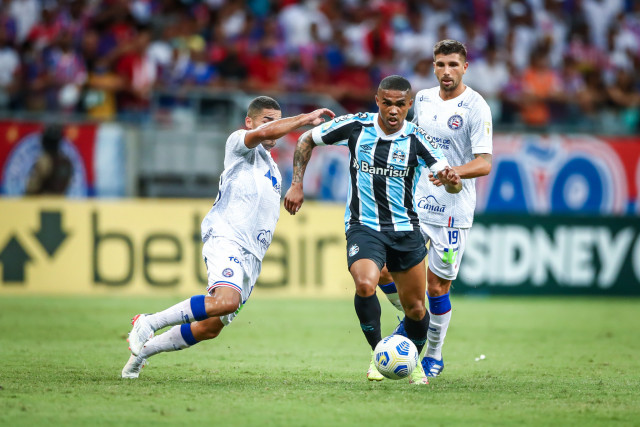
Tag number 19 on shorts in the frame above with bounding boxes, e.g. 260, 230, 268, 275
443, 230, 459, 265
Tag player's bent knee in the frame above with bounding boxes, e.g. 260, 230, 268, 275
354, 281, 377, 297
427, 282, 451, 297
205, 289, 242, 316
350, 261, 380, 297
427, 271, 452, 297
217, 297, 241, 316
404, 303, 427, 320
192, 317, 225, 341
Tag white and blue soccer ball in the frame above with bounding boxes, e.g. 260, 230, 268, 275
373, 335, 419, 380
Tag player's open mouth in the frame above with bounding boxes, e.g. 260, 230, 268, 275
388, 118, 398, 125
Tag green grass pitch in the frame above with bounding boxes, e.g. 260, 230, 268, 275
1, 295, 639, 426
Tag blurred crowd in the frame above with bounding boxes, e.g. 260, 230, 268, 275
0, 0, 639, 132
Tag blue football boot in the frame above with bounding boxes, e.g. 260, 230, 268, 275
421, 356, 444, 377
392, 316, 408, 337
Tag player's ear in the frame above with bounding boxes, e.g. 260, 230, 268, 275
245, 116, 252, 129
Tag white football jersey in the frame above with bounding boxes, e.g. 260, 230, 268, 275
413, 86, 493, 228
201, 129, 282, 261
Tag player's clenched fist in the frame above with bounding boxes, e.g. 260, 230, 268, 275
436, 166, 462, 194
437, 166, 460, 185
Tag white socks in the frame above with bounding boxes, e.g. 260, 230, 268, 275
378, 282, 404, 312
146, 295, 209, 331
425, 292, 452, 361
139, 324, 194, 359
425, 310, 451, 360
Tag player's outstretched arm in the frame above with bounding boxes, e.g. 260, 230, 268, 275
284, 130, 316, 215
437, 166, 463, 194
430, 153, 492, 186
244, 108, 335, 149
451, 153, 492, 179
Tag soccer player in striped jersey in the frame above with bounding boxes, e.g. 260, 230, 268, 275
379, 40, 493, 378
121, 97, 334, 378
284, 75, 462, 384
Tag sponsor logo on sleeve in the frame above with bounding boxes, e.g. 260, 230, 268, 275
415, 126, 438, 150
334, 112, 367, 124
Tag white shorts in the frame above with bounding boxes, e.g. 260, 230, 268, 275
420, 223, 469, 281
202, 237, 261, 326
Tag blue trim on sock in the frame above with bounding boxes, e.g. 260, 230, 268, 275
180, 323, 198, 346
428, 293, 451, 315
378, 282, 397, 294
190, 295, 208, 321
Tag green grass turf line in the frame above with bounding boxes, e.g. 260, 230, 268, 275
0, 296, 639, 426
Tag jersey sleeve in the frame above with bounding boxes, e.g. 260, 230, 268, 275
414, 126, 450, 174
227, 129, 251, 158
468, 100, 493, 155
311, 113, 365, 146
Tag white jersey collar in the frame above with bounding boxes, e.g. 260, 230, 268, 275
438, 85, 469, 103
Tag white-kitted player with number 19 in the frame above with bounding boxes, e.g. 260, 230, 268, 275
378, 39, 493, 378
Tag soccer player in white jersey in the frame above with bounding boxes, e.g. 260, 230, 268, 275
378, 40, 493, 378
121, 96, 334, 378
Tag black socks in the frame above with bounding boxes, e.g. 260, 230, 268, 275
354, 293, 382, 350
403, 312, 430, 354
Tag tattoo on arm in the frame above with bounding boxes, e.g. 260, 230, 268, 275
476, 153, 492, 165
292, 131, 316, 184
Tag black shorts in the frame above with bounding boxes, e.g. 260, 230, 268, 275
345, 224, 427, 272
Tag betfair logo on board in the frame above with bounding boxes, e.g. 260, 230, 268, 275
0, 211, 68, 283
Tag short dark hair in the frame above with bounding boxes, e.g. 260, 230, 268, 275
247, 96, 281, 118
378, 75, 412, 93
433, 39, 467, 60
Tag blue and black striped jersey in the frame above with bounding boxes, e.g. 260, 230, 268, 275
311, 112, 450, 232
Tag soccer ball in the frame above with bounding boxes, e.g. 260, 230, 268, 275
373, 335, 419, 380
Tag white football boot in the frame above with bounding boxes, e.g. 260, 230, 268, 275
127, 314, 154, 356
121, 354, 148, 379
